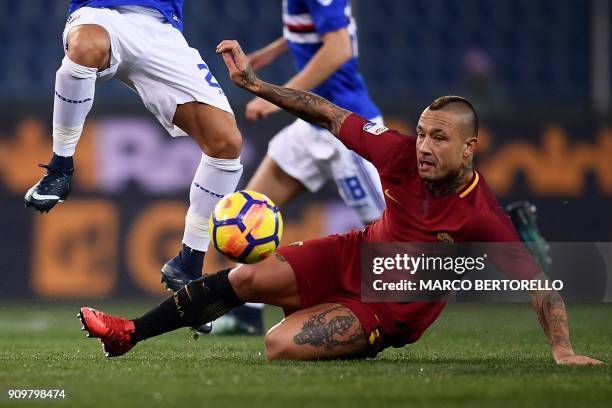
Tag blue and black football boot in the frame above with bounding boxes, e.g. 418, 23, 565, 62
24, 163, 73, 213
505, 201, 552, 273
161, 247, 212, 338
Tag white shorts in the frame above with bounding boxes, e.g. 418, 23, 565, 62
268, 117, 385, 223
63, 6, 233, 136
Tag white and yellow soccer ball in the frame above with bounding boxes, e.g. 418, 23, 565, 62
209, 190, 283, 264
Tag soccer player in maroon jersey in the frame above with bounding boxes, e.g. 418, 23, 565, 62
78, 40, 601, 365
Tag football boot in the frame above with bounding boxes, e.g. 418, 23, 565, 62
24, 164, 73, 213
78, 307, 135, 357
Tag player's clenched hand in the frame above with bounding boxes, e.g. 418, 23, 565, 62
245, 97, 280, 121
555, 354, 603, 366
216, 40, 260, 92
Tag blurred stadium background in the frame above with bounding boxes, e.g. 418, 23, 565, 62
0, 0, 611, 301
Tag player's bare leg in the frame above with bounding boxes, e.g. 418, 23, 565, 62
161, 101, 243, 335
247, 156, 305, 206
213, 156, 305, 335
228, 253, 301, 310
25, 25, 110, 212
173, 102, 242, 159
264, 303, 369, 361
65, 25, 112, 70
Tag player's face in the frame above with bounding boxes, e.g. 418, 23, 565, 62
415, 108, 469, 181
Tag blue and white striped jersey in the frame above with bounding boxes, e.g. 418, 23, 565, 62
283, 0, 380, 119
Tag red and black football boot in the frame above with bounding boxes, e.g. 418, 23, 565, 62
78, 307, 136, 357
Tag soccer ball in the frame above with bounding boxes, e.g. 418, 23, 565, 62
209, 190, 283, 264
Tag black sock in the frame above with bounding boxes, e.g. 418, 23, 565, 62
179, 244, 204, 276
131, 269, 244, 343
48, 153, 74, 171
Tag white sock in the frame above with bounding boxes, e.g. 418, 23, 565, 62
52, 56, 97, 157
183, 153, 243, 251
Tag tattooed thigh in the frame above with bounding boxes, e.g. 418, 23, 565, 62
293, 305, 365, 350
265, 303, 369, 360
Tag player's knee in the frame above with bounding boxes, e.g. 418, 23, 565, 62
228, 265, 257, 299
205, 130, 242, 159
66, 25, 111, 70
264, 330, 296, 361
264, 332, 283, 361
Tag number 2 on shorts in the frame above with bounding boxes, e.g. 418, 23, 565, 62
197, 63, 221, 89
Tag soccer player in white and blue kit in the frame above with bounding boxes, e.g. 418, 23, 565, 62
24, 1, 244, 334
219, 0, 386, 334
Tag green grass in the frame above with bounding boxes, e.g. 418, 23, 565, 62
0, 302, 611, 407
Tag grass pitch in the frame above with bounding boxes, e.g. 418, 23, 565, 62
0, 302, 610, 407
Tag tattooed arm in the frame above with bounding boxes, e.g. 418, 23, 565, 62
217, 40, 351, 137
529, 273, 602, 365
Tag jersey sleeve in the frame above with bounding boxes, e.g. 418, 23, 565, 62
304, 0, 350, 35
474, 212, 541, 280
338, 113, 416, 175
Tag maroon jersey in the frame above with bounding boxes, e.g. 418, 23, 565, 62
336, 114, 539, 348
339, 114, 527, 245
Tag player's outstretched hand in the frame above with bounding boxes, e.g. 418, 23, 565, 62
216, 40, 260, 92
555, 354, 603, 366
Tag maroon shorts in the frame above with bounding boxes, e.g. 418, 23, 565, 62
277, 230, 446, 356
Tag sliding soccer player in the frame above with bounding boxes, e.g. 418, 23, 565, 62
78, 40, 601, 365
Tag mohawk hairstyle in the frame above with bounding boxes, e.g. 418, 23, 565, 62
428, 95, 479, 138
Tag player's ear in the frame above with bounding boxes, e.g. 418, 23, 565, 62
464, 136, 478, 158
